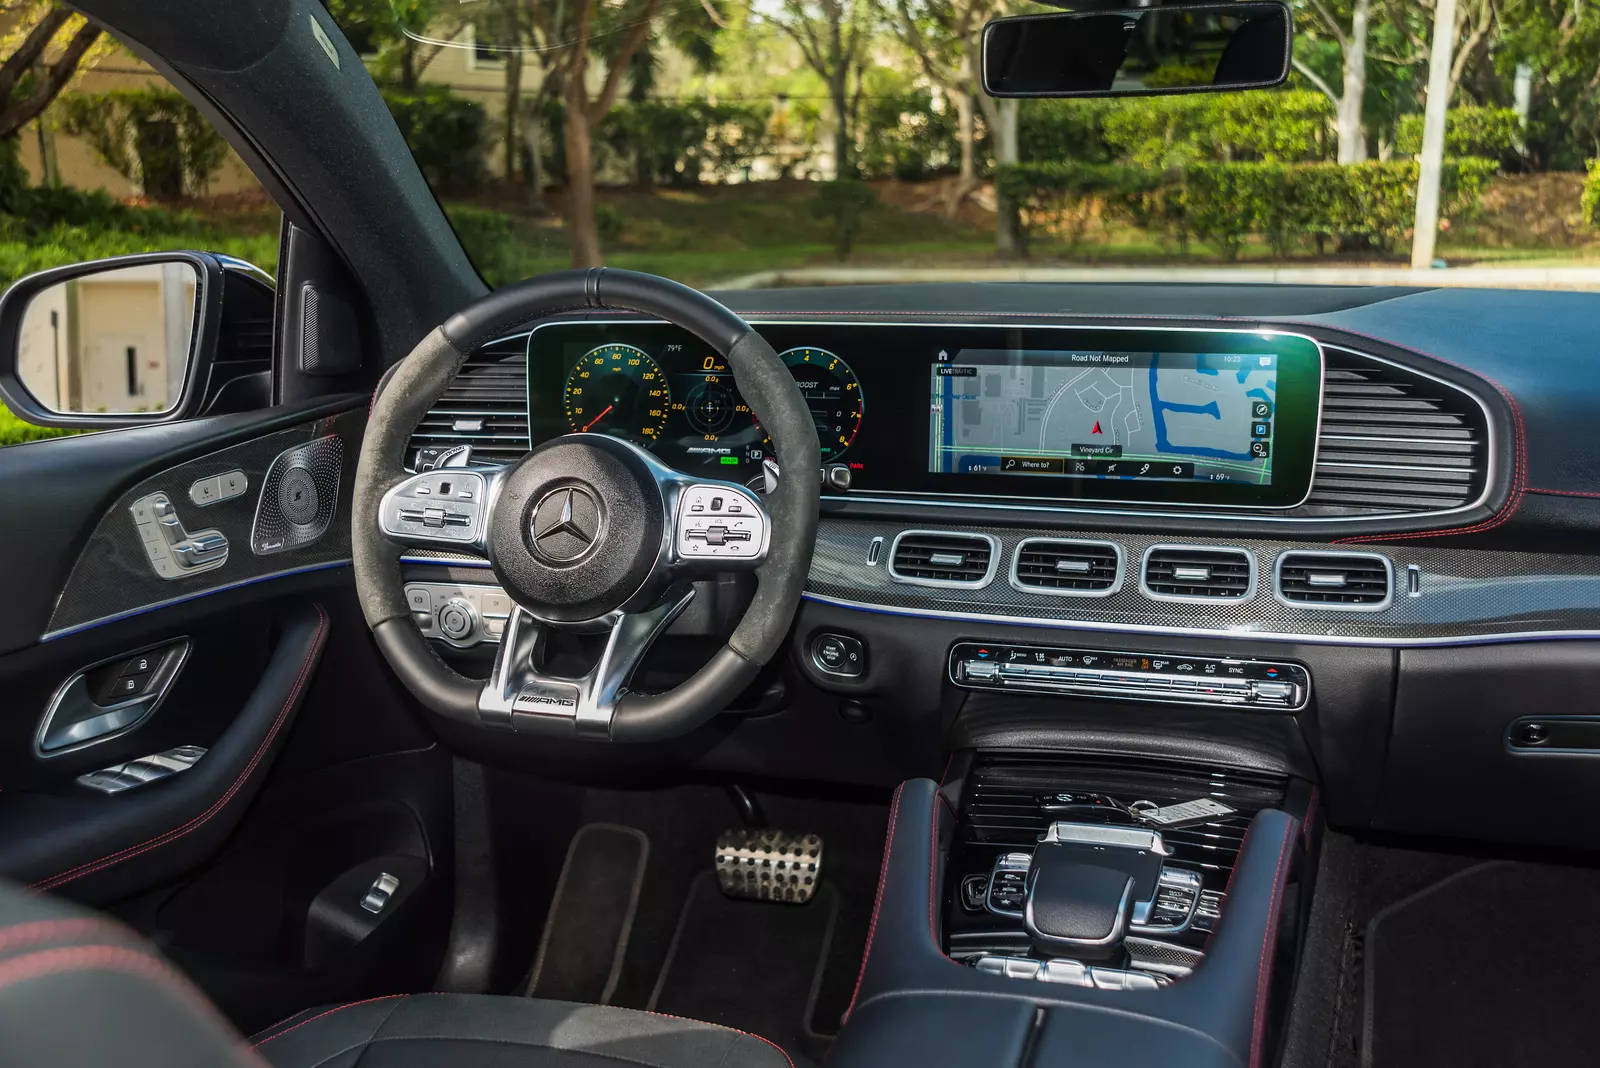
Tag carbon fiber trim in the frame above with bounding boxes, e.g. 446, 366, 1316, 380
45, 411, 363, 638
807, 517, 1600, 644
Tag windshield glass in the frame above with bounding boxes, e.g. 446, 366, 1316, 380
332, 0, 1596, 292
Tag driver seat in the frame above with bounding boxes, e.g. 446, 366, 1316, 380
0, 880, 794, 1068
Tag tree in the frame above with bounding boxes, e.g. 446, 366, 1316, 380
767, 0, 873, 178
1293, 0, 1372, 163
325, 0, 457, 91
891, 0, 997, 208
543, 0, 665, 266
0, 2, 104, 141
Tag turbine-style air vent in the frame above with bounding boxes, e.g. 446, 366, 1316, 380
889, 531, 997, 587
1012, 539, 1122, 594
1142, 546, 1254, 600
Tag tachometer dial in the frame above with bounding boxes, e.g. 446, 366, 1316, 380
770, 347, 864, 461
564, 344, 670, 442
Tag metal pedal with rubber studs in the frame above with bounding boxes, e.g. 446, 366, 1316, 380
715, 829, 824, 904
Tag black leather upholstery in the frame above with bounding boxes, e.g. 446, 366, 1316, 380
835, 778, 1300, 1068
0, 880, 792, 1068
252, 994, 795, 1068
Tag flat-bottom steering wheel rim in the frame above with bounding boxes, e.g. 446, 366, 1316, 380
352, 268, 820, 742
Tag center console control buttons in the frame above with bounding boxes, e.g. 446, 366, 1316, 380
811, 633, 865, 678
971, 956, 1168, 991
949, 642, 1310, 711
985, 852, 1032, 918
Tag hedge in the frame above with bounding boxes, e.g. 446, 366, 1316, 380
1396, 108, 1521, 161
1583, 160, 1600, 229
998, 158, 1500, 259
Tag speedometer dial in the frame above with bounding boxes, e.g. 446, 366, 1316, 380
772, 347, 864, 461
564, 344, 670, 442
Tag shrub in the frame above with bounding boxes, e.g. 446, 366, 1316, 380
57, 88, 230, 199
811, 179, 879, 261
1396, 108, 1521, 162
0, 404, 75, 448
1098, 90, 1333, 168
382, 85, 486, 191
1581, 160, 1600, 229
858, 88, 960, 181
600, 100, 771, 186
998, 158, 1499, 258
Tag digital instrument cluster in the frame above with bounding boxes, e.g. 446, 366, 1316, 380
527, 322, 1321, 509
530, 323, 864, 482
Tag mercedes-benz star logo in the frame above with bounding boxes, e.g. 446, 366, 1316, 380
530, 486, 601, 563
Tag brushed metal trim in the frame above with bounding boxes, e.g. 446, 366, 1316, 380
799, 590, 1600, 648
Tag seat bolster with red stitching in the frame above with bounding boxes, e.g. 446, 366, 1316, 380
0, 878, 262, 1068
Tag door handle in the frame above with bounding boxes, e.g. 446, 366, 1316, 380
35, 639, 190, 756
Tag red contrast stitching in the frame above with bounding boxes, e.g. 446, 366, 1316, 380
1528, 487, 1600, 499
847, 781, 905, 1019
642, 1010, 795, 1068
1249, 821, 1297, 1068
0, 944, 250, 1062
928, 794, 943, 946
252, 994, 407, 1048
0, 918, 122, 955
33, 604, 329, 891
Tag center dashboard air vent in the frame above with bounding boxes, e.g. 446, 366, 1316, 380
404, 337, 531, 468
1141, 546, 1254, 601
889, 531, 998, 587
1275, 551, 1392, 608
1011, 538, 1123, 595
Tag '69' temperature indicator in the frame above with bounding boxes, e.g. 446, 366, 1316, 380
767, 347, 864, 461
564, 343, 670, 442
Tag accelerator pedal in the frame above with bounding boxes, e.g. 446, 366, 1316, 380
715, 828, 824, 904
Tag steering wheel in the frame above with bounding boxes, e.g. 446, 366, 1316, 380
352, 269, 820, 742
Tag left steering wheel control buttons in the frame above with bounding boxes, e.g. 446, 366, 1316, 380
812, 633, 865, 678
406, 582, 511, 648
381, 469, 488, 547
188, 470, 248, 507
675, 483, 768, 561
129, 492, 229, 580
253, 435, 344, 556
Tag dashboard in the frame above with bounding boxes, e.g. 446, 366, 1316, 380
527, 322, 1325, 511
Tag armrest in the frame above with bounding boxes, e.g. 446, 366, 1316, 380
842, 778, 1299, 1068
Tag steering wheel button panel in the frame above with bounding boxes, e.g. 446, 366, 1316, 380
381, 470, 489, 546
675, 484, 768, 561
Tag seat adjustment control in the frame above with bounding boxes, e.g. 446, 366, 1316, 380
129, 492, 229, 580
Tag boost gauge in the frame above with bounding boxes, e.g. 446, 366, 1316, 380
770, 347, 864, 461
564, 344, 670, 442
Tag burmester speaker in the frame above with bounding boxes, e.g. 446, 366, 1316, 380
251, 435, 343, 555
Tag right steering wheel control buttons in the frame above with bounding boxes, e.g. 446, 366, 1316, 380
675, 484, 767, 561
405, 582, 512, 648
129, 492, 230, 580
252, 435, 344, 556
811, 633, 865, 678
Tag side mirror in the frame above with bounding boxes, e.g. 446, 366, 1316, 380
982, 1, 1291, 99
0, 252, 227, 429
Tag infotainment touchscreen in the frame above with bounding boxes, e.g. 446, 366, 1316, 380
931, 349, 1281, 487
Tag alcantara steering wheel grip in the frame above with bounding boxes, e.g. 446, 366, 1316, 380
352, 268, 820, 742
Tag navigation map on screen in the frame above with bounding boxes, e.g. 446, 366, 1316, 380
928, 349, 1278, 485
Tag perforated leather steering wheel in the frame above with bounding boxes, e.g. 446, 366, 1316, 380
352, 269, 820, 741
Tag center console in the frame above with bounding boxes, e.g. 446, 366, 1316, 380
828, 754, 1312, 1068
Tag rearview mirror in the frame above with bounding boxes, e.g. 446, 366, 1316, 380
0, 252, 224, 429
982, 1, 1291, 99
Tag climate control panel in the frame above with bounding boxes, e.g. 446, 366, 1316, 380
949, 642, 1309, 710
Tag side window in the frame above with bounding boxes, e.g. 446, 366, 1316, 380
0, 8, 280, 447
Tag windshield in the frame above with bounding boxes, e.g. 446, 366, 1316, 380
345, 3, 1600, 290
